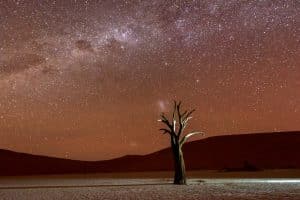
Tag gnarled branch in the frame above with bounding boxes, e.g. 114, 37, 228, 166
180, 131, 204, 146
158, 101, 201, 141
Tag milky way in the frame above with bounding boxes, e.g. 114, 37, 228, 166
0, 0, 299, 160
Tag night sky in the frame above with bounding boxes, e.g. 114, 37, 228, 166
0, 0, 299, 160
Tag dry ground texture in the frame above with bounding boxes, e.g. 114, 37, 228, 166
0, 170, 300, 200
1, 180, 300, 200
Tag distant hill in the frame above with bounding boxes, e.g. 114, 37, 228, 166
0, 131, 299, 176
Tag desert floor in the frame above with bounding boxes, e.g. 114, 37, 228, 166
0, 170, 299, 200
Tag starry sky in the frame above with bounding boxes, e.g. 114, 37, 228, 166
0, 0, 299, 161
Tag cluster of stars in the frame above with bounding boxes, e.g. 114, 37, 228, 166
0, 0, 299, 160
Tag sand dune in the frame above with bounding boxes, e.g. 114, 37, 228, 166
0, 131, 299, 176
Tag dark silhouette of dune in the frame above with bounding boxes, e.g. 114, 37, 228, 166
0, 131, 299, 176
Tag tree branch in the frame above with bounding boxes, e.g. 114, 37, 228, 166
159, 113, 173, 130
172, 100, 177, 132
182, 109, 195, 121
172, 100, 176, 122
158, 101, 202, 142
180, 131, 204, 146
176, 102, 183, 137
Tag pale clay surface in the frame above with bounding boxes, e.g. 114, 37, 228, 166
0, 178, 300, 200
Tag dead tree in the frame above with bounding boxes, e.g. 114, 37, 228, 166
158, 101, 203, 185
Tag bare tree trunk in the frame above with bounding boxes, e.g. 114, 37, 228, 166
159, 101, 202, 185
171, 136, 186, 185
